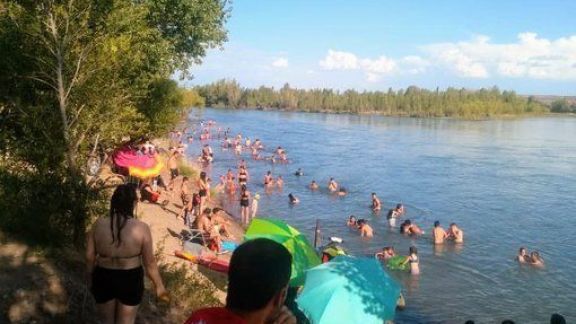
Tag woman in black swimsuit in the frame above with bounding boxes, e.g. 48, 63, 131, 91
239, 184, 251, 226
238, 165, 248, 185
197, 171, 208, 217
86, 184, 168, 323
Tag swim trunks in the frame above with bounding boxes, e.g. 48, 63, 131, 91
91, 266, 144, 306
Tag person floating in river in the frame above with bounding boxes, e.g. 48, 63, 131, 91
337, 187, 347, 196
517, 247, 529, 263
309, 180, 319, 190
376, 246, 395, 261
294, 168, 304, 176
357, 219, 373, 238
400, 219, 423, 236
288, 193, 299, 204
328, 177, 338, 192
276, 175, 284, 189
371, 193, 382, 211
347, 215, 357, 227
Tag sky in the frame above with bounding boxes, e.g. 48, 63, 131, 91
185, 0, 576, 95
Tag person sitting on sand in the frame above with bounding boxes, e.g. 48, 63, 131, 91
184, 238, 295, 324
328, 177, 338, 192
294, 168, 304, 176
401, 246, 420, 275
432, 221, 448, 244
211, 208, 234, 239
347, 215, 357, 227
357, 219, 373, 238
194, 208, 222, 252
376, 247, 395, 261
400, 220, 423, 236
140, 182, 160, 203
337, 187, 347, 196
517, 247, 529, 263
528, 251, 544, 267
371, 193, 382, 211
288, 193, 299, 204
309, 180, 319, 190
447, 223, 464, 243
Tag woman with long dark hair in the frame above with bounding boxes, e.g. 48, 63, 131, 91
86, 184, 167, 323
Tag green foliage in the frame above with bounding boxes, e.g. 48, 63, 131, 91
180, 88, 206, 108
147, 241, 222, 321
197, 81, 549, 118
0, 0, 228, 246
550, 99, 576, 113
177, 159, 198, 178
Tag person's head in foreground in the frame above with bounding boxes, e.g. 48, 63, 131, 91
185, 238, 294, 324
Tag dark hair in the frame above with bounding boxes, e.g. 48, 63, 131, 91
200, 171, 207, 181
501, 321, 515, 324
550, 313, 566, 324
434, 221, 440, 227
226, 238, 292, 311
372, 192, 376, 196
183, 176, 189, 182
450, 222, 457, 227
464, 321, 475, 324
203, 207, 212, 215
409, 246, 417, 255
109, 184, 137, 246
396, 203, 403, 209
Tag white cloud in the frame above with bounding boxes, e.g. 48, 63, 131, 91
319, 50, 358, 70
319, 50, 397, 81
272, 57, 289, 68
400, 55, 430, 74
424, 33, 576, 79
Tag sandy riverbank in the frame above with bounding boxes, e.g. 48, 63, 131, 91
136, 139, 246, 301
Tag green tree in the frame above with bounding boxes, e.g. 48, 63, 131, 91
0, 0, 228, 245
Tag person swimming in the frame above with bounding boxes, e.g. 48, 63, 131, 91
347, 215, 357, 227
376, 246, 395, 261
288, 193, 299, 204
263, 171, 273, 186
309, 180, 319, 190
328, 177, 338, 192
386, 208, 400, 227
357, 219, 373, 238
371, 193, 382, 211
337, 187, 347, 196
528, 251, 544, 267
517, 247, 529, 263
294, 168, 304, 176
400, 220, 423, 236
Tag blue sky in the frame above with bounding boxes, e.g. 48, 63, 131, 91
186, 0, 576, 95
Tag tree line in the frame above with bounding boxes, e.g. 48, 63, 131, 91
0, 0, 227, 245
195, 79, 548, 118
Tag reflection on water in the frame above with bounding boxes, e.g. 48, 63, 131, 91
185, 109, 576, 324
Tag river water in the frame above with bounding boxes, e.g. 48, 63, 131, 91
185, 108, 576, 324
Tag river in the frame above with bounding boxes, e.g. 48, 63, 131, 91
185, 108, 575, 324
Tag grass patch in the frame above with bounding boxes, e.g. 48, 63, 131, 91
178, 160, 198, 178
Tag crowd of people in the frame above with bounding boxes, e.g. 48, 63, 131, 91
86, 119, 553, 323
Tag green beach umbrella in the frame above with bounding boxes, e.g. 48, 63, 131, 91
297, 256, 401, 324
244, 218, 321, 286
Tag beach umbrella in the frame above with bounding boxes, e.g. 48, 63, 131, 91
244, 218, 321, 286
297, 256, 401, 324
113, 147, 164, 179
